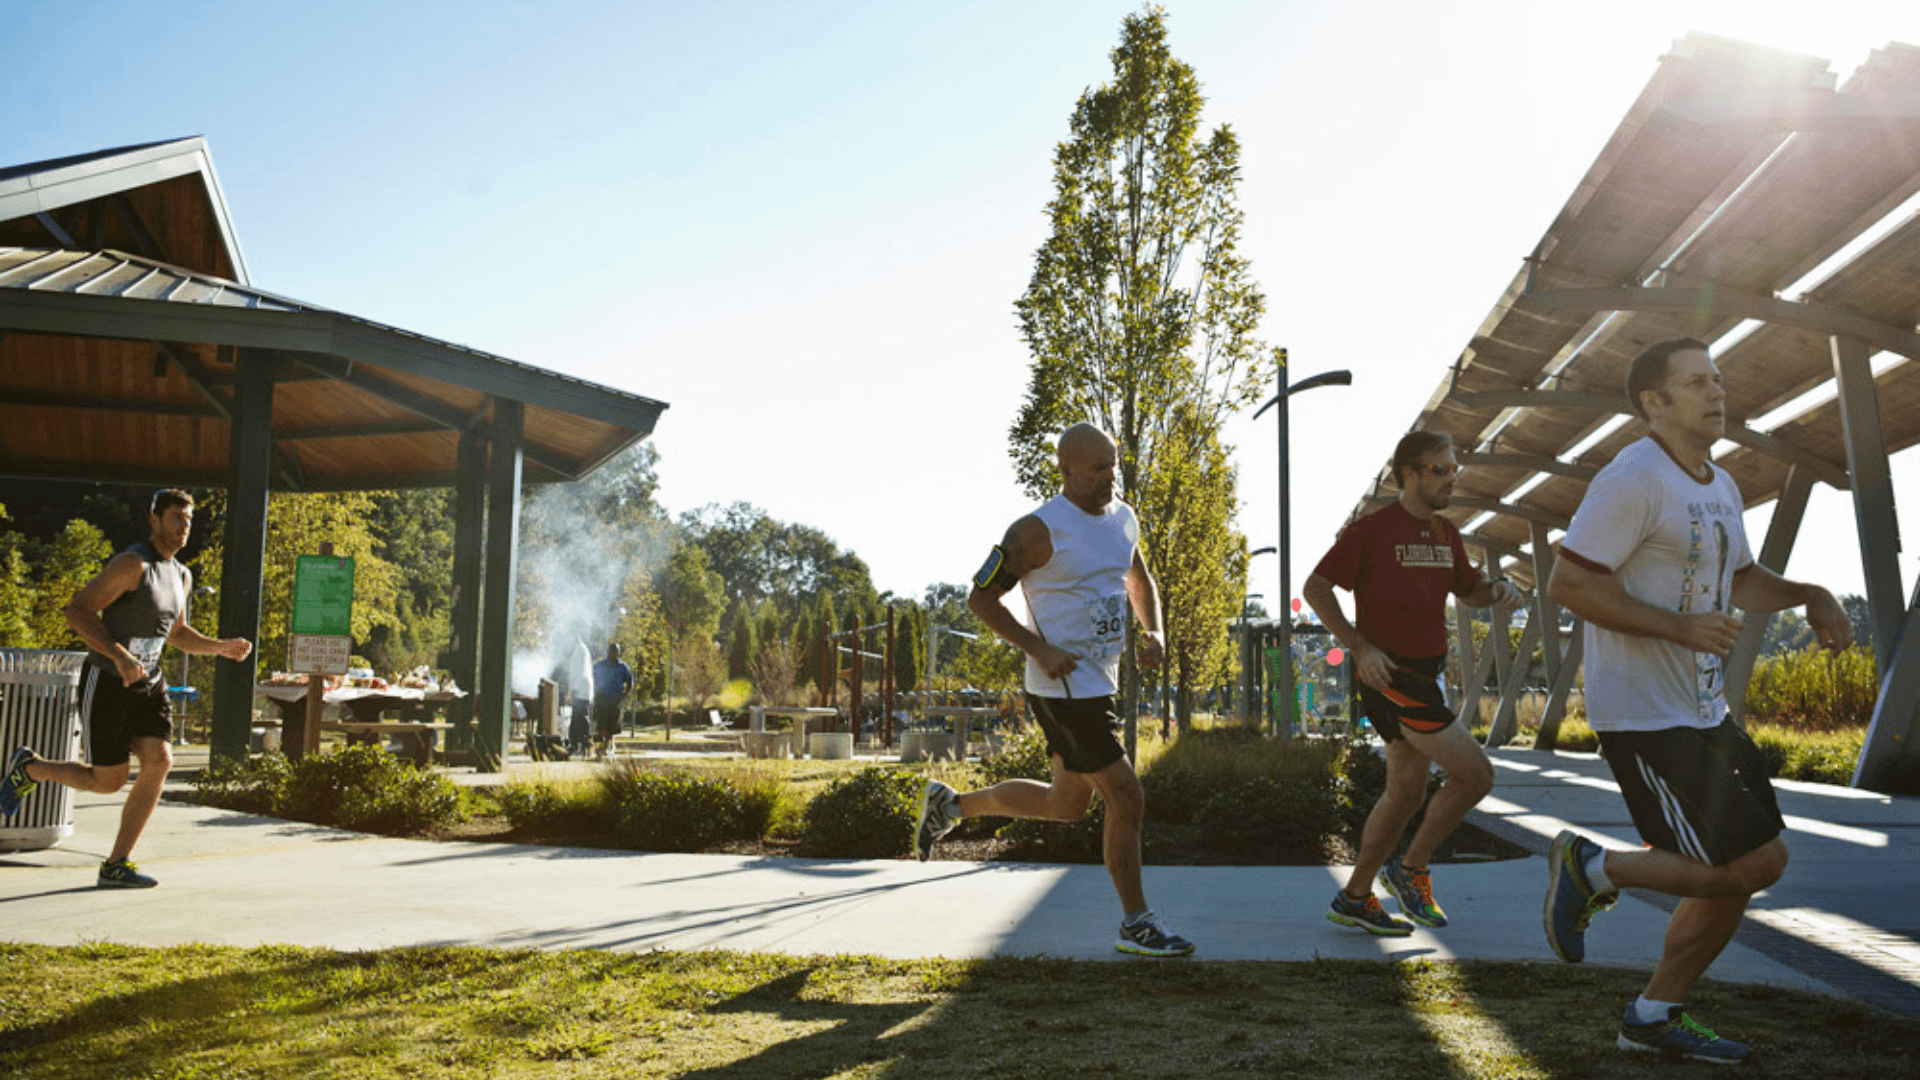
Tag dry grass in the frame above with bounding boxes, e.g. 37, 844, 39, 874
3, 945, 1910, 1079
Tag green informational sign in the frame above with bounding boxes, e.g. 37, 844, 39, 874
291, 554, 355, 635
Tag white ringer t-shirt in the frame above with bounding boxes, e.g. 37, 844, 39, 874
1559, 437, 1753, 733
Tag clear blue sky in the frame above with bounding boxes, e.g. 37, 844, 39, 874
6, 0, 1917, 608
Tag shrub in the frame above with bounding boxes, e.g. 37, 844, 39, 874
978, 729, 1051, 786
599, 764, 752, 852
1194, 775, 1343, 851
1748, 724, 1866, 786
1745, 645, 1877, 731
190, 752, 290, 815
799, 767, 921, 858
278, 743, 466, 835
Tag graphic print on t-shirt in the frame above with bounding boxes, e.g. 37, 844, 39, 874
1680, 498, 1741, 721
1393, 542, 1454, 569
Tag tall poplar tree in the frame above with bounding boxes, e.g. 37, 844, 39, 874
1011, 7, 1275, 726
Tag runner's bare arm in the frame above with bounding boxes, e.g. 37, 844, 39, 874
1301, 572, 1395, 690
1549, 555, 1742, 657
1125, 547, 1164, 669
966, 515, 1076, 678
167, 618, 253, 661
64, 553, 151, 686
1730, 564, 1851, 653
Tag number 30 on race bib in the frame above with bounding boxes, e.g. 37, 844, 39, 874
1088, 595, 1127, 655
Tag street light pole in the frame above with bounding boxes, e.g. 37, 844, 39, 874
1253, 350, 1353, 741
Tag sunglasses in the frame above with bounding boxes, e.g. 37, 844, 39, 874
1421, 463, 1459, 479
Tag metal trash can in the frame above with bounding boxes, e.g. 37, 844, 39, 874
0, 648, 87, 853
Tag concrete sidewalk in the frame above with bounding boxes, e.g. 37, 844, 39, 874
0, 746, 1910, 1014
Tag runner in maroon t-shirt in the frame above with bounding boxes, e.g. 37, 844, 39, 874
1303, 431, 1525, 935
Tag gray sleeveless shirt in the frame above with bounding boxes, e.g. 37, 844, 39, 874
91, 541, 190, 687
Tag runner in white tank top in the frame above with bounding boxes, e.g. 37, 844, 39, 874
910, 423, 1193, 957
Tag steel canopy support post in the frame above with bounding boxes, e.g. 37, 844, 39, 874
1534, 619, 1584, 748
475, 399, 523, 769
1487, 616, 1540, 747
446, 427, 486, 754
1831, 335, 1905, 678
1855, 581, 1920, 790
1529, 522, 1562, 689
211, 351, 274, 763
1726, 465, 1812, 727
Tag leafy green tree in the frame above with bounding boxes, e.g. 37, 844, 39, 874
1139, 409, 1245, 729
892, 605, 924, 694
726, 603, 757, 681
25, 519, 114, 649
655, 544, 726, 645
679, 501, 879, 622
0, 505, 37, 646
258, 492, 402, 671
1008, 8, 1277, 725
362, 489, 454, 673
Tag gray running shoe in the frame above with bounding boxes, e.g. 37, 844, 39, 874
1116, 910, 1195, 957
1618, 1003, 1750, 1064
914, 780, 960, 861
1327, 889, 1415, 937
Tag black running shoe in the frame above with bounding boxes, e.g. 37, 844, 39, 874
914, 780, 960, 861
1115, 910, 1195, 957
98, 859, 159, 889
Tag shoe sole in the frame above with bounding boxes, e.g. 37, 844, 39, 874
913, 785, 948, 862
97, 878, 158, 889
1325, 910, 1413, 937
1114, 941, 1195, 957
1616, 1032, 1746, 1064
1544, 831, 1585, 963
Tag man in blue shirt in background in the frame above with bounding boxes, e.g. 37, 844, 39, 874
591, 642, 634, 758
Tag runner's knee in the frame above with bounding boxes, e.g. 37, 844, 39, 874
91, 766, 132, 793
1725, 839, 1788, 894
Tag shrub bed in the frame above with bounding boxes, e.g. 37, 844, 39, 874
189, 744, 466, 836
798, 767, 923, 857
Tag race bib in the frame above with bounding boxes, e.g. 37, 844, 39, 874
1694, 651, 1724, 723
1086, 595, 1127, 660
128, 636, 166, 675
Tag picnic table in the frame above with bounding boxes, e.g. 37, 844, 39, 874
254, 684, 464, 765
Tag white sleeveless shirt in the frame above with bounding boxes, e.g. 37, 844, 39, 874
1020, 493, 1139, 699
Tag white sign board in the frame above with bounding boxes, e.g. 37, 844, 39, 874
288, 633, 352, 676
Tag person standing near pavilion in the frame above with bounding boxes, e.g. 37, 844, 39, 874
591, 641, 633, 758
1544, 337, 1853, 1064
1303, 431, 1525, 936
0, 489, 252, 888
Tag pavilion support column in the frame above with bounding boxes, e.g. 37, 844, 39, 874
444, 427, 486, 758
1831, 334, 1905, 675
1726, 465, 1812, 727
475, 399, 523, 769
1530, 522, 1563, 688
1855, 579, 1920, 791
1535, 619, 1584, 749
1487, 616, 1541, 747
1453, 600, 1475, 715
210, 351, 274, 764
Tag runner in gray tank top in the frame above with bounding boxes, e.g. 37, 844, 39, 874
0, 489, 253, 888
912, 423, 1193, 957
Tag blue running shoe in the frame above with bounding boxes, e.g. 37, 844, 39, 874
0, 745, 38, 818
1116, 910, 1194, 957
1327, 889, 1414, 937
1618, 1004, 1750, 1064
98, 859, 159, 889
1544, 829, 1617, 962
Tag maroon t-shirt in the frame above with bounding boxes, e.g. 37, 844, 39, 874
1311, 502, 1483, 658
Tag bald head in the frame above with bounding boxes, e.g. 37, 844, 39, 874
1057, 423, 1115, 463
1057, 423, 1119, 511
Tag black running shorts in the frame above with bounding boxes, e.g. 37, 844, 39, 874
78, 663, 172, 768
1597, 719, 1784, 867
592, 697, 622, 738
1024, 694, 1127, 774
1356, 654, 1455, 743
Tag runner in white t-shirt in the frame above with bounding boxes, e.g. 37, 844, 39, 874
1544, 337, 1853, 1064
911, 423, 1193, 958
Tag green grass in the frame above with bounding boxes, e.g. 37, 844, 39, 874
2, 945, 1910, 1079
